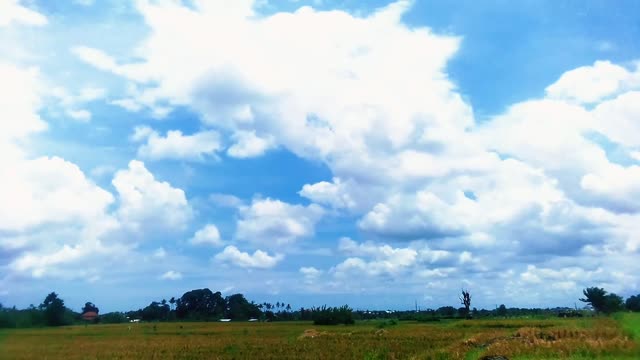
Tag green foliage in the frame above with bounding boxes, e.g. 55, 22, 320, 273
625, 294, 640, 312
580, 287, 607, 313
100, 312, 128, 324
225, 294, 260, 320
312, 305, 354, 325
175, 288, 226, 320
580, 287, 624, 314
496, 304, 507, 317
40, 292, 69, 327
140, 301, 170, 321
375, 319, 398, 329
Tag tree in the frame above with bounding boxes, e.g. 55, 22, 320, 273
496, 304, 507, 317
40, 292, 67, 326
225, 294, 261, 320
604, 293, 624, 314
176, 288, 226, 320
82, 302, 99, 314
580, 287, 608, 313
460, 289, 471, 318
626, 294, 640, 312
141, 301, 170, 321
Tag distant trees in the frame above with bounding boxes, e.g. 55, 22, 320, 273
40, 292, 68, 326
496, 304, 507, 317
225, 294, 261, 320
580, 287, 624, 314
626, 294, 640, 312
176, 288, 226, 320
312, 305, 354, 325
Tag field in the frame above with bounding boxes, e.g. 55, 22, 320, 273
1, 315, 639, 359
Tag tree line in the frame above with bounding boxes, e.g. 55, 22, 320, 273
2, 286, 639, 328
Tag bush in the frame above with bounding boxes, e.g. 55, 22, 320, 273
312, 305, 354, 325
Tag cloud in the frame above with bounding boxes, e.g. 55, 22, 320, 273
545, 60, 640, 104
0, 156, 115, 231
300, 266, 322, 283
0, 62, 46, 141
214, 245, 283, 269
112, 160, 192, 231
132, 126, 222, 161
189, 224, 223, 246
153, 247, 167, 259
227, 130, 275, 158
0, 0, 47, 27
160, 270, 182, 280
66, 109, 92, 121
210, 193, 243, 208
236, 198, 324, 246
332, 238, 417, 278
581, 164, 640, 212
299, 178, 366, 211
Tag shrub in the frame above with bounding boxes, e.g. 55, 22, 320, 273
312, 305, 354, 325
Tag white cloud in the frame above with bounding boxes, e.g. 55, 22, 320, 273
0, 0, 47, 27
28, 0, 640, 303
132, 127, 222, 161
72, 46, 118, 72
160, 270, 182, 280
333, 238, 418, 277
215, 245, 283, 269
189, 224, 223, 246
0, 156, 115, 231
236, 198, 324, 246
112, 160, 192, 231
210, 193, 244, 208
592, 91, 640, 148
227, 130, 275, 158
66, 109, 92, 121
545, 60, 640, 104
299, 178, 367, 211
581, 164, 640, 212
300, 266, 322, 284
153, 247, 167, 259
0, 62, 46, 142
111, 98, 143, 112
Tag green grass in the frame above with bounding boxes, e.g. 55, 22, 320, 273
0, 317, 638, 359
615, 312, 640, 340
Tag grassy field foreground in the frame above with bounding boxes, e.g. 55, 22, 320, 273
1, 315, 639, 359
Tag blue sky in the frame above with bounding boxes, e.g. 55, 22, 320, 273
1, 0, 640, 313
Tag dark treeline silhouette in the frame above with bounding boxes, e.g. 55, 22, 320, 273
2, 286, 640, 328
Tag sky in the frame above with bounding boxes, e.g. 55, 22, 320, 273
1, 0, 640, 313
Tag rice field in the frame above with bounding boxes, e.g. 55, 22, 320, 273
1, 316, 639, 359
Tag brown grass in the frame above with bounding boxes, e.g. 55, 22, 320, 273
0, 317, 637, 359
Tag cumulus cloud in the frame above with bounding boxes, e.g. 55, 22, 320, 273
215, 245, 283, 269
160, 270, 182, 280
545, 60, 640, 104
236, 198, 324, 246
132, 126, 222, 161
300, 266, 322, 283
227, 130, 275, 158
0, 0, 47, 27
33, 0, 640, 303
189, 224, 223, 246
112, 160, 192, 231
332, 238, 418, 277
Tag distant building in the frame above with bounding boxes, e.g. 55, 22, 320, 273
82, 311, 99, 321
